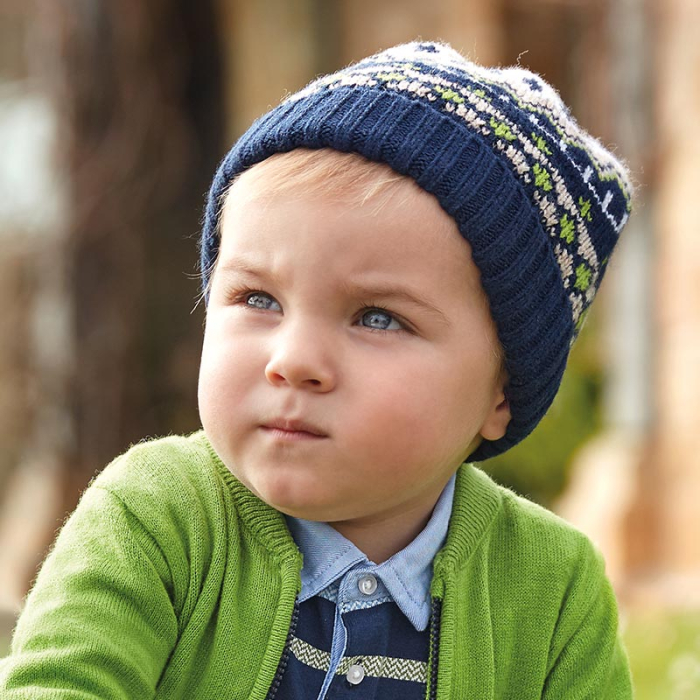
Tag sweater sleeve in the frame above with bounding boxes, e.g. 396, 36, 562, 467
0, 483, 178, 699
541, 541, 634, 699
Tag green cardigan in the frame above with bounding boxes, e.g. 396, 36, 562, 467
0, 432, 633, 698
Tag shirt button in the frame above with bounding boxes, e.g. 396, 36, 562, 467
346, 663, 365, 685
358, 574, 377, 596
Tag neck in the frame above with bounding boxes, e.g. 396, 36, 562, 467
329, 498, 438, 564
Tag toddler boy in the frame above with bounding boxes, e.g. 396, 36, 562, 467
0, 42, 634, 698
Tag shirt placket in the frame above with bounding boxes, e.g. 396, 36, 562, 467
315, 567, 383, 699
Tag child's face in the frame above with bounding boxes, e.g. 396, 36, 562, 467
198, 163, 510, 531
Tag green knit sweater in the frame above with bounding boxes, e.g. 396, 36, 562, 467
0, 432, 633, 698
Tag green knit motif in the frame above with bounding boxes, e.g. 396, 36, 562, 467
490, 117, 516, 141
436, 86, 465, 104
533, 163, 553, 191
560, 213, 576, 244
575, 263, 593, 291
532, 132, 553, 155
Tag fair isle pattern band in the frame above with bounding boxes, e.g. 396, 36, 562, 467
289, 636, 428, 684
285, 43, 632, 334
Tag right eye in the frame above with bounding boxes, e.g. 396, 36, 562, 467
244, 292, 282, 312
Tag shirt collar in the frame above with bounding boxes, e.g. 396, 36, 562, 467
285, 474, 456, 631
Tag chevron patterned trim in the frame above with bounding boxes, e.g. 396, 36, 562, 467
289, 636, 428, 684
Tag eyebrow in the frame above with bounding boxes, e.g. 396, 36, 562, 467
215, 259, 267, 278
339, 280, 450, 326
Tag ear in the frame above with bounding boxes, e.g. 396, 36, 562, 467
478, 388, 511, 442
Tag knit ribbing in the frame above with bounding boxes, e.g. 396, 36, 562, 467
195, 432, 303, 568
431, 465, 503, 578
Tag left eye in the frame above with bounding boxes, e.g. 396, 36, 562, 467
244, 292, 281, 311
359, 309, 402, 331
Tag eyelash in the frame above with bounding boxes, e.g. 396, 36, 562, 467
226, 286, 279, 311
225, 285, 411, 334
238, 288, 279, 308
357, 302, 410, 334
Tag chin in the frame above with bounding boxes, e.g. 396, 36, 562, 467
250, 476, 329, 520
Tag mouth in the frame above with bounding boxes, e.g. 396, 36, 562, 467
260, 418, 329, 440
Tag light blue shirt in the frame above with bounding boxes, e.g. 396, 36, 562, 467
285, 474, 456, 699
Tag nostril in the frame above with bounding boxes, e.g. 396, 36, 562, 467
267, 370, 286, 385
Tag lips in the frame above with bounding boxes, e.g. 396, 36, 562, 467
261, 418, 328, 438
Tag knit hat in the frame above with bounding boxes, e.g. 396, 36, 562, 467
200, 41, 633, 462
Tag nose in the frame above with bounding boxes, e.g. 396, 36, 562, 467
264, 321, 336, 392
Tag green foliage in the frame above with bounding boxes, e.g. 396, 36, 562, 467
624, 610, 700, 699
480, 315, 603, 507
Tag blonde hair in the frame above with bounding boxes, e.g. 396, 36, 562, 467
221, 148, 423, 212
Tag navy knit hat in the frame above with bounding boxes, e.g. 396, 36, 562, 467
200, 41, 633, 462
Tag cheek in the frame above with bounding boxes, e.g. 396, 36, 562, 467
197, 352, 226, 442
351, 355, 491, 460
198, 324, 258, 424
200, 317, 263, 380
345, 364, 456, 453
198, 332, 225, 412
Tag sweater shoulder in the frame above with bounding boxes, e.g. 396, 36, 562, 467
478, 469, 605, 582
90, 431, 229, 535
94, 431, 219, 486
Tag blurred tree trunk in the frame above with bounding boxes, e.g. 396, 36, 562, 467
219, 0, 329, 137
638, 0, 700, 604
339, 0, 503, 67
30, 0, 224, 555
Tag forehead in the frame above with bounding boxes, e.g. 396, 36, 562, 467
222, 151, 458, 256
217, 149, 489, 308
220, 149, 467, 261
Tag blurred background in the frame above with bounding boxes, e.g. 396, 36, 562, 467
0, 0, 698, 696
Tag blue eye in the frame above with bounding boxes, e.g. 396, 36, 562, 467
360, 309, 402, 331
245, 292, 281, 311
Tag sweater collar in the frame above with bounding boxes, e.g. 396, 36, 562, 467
431, 463, 503, 592
199, 432, 302, 570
